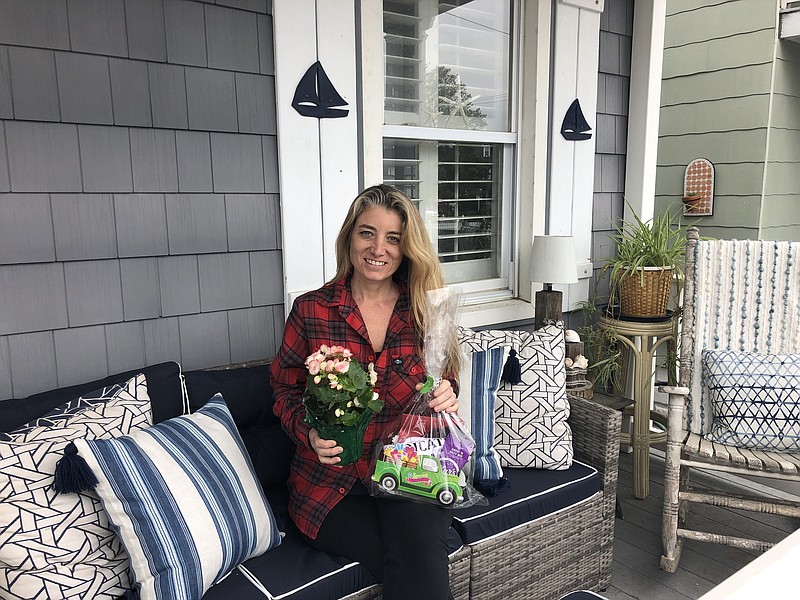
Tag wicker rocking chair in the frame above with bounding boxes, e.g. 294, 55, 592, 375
660, 228, 800, 572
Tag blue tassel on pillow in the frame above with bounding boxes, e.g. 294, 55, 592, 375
475, 477, 511, 497
501, 348, 522, 384
52, 442, 98, 494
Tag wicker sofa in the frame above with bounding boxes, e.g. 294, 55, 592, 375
1, 351, 620, 600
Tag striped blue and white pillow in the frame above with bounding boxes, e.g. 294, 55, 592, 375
73, 393, 281, 600
458, 346, 510, 482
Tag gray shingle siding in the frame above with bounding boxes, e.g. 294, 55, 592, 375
0, 0, 281, 398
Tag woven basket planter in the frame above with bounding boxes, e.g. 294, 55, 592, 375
617, 267, 672, 318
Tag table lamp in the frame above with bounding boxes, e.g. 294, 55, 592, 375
530, 235, 578, 329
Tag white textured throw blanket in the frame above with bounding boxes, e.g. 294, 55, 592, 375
687, 238, 800, 434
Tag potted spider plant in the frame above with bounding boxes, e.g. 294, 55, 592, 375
577, 297, 624, 394
602, 207, 689, 319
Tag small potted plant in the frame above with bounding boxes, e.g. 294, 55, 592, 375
601, 206, 689, 319
681, 191, 704, 214
303, 345, 384, 465
577, 297, 624, 394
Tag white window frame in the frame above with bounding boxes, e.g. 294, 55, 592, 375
361, 0, 553, 327
379, 1, 521, 304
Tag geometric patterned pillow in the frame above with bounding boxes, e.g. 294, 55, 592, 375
459, 324, 572, 470
72, 393, 282, 600
703, 349, 800, 451
457, 345, 510, 483
0, 386, 127, 442
0, 374, 152, 600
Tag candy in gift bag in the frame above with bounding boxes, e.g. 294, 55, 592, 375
369, 378, 482, 508
368, 288, 486, 509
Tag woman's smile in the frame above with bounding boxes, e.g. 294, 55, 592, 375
350, 206, 403, 284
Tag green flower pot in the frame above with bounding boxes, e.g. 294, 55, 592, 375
307, 409, 374, 466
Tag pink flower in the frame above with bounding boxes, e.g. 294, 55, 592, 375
303, 344, 383, 426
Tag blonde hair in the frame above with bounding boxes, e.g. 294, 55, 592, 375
330, 184, 460, 380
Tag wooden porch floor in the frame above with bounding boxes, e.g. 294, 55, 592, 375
604, 449, 800, 599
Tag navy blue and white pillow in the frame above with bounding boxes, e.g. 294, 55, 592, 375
458, 345, 510, 487
459, 325, 572, 470
703, 349, 800, 451
72, 393, 281, 600
0, 374, 152, 600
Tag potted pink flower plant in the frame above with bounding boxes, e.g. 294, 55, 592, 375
302, 345, 384, 465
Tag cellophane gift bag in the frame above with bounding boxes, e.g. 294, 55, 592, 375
368, 287, 486, 509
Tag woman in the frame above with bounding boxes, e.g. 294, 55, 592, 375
270, 184, 461, 600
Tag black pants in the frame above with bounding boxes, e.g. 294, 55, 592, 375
303, 488, 454, 600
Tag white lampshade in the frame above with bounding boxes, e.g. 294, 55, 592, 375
530, 235, 578, 285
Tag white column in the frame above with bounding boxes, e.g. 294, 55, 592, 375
546, 0, 604, 311
273, 0, 361, 314
624, 0, 667, 223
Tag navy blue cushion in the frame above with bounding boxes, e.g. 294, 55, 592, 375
203, 528, 465, 600
183, 365, 295, 497
452, 462, 601, 544
558, 592, 608, 600
0, 361, 185, 433
203, 529, 375, 600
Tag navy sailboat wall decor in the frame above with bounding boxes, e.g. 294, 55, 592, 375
292, 61, 349, 119
560, 98, 592, 141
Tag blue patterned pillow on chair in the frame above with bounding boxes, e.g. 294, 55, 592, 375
703, 349, 800, 451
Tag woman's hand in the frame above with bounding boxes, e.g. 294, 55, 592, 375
422, 378, 459, 413
309, 429, 342, 466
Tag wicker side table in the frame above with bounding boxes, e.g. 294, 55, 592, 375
583, 390, 634, 519
598, 315, 676, 499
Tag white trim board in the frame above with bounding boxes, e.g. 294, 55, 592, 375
546, 1, 602, 312
273, 0, 361, 316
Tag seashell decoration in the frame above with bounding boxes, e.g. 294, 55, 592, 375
571, 354, 589, 370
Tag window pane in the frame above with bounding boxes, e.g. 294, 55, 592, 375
384, 138, 502, 284
383, 0, 512, 132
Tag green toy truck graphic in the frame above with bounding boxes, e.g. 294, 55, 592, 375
372, 444, 463, 507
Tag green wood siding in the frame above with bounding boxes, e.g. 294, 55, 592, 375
656, 163, 765, 197
657, 0, 800, 241
662, 29, 775, 78
665, 0, 776, 47
660, 63, 773, 105
658, 95, 771, 135
657, 129, 768, 165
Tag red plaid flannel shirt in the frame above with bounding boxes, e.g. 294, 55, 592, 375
270, 277, 426, 540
